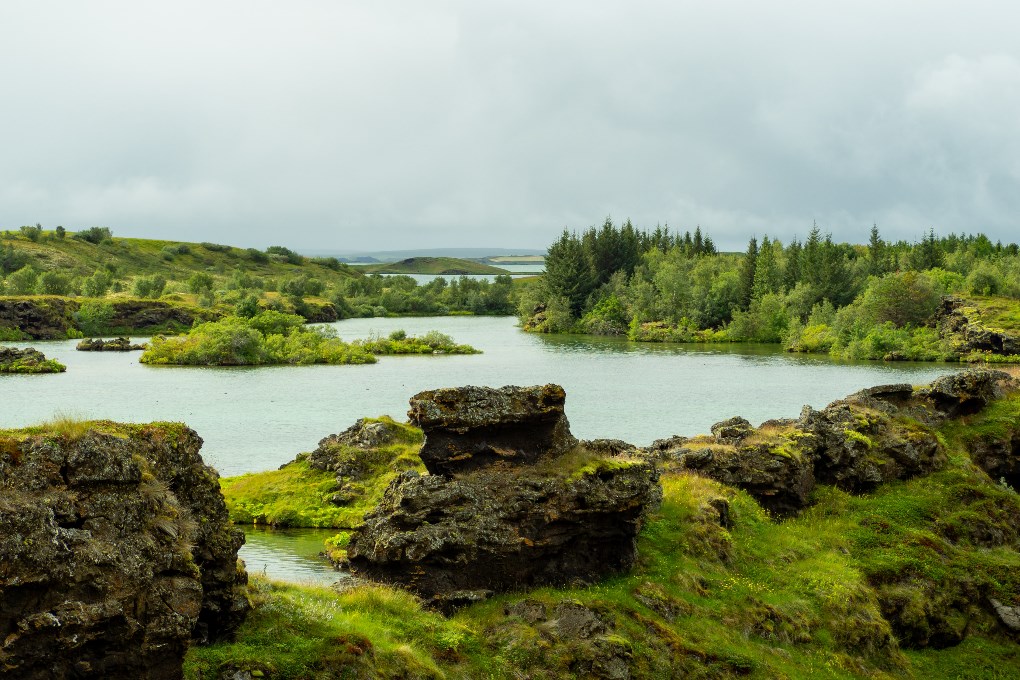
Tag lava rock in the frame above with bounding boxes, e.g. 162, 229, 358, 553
76, 337, 147, 351
408, 384, 577, 476
0, 346, 65, 374
0, 423, 248, 679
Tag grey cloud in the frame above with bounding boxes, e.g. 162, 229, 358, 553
2, 1, 1018, 252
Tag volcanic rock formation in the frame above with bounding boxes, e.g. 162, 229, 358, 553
347, 384, 660, 611
0, 422, 248, 679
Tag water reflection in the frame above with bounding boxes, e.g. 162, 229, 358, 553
239, 527, 346, 586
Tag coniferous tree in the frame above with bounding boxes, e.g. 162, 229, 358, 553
737, 236, 758, 309
867, 224, 889, 276
544, 229, 595, 317
751, 235, 780, 300
783, 237, 802, 289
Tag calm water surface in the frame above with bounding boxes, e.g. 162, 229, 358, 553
2, 316, 961, 477
239, 527, 346, 585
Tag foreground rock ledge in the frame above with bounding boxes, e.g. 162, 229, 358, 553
348, 384, 660, 611
0, 422, 248, 679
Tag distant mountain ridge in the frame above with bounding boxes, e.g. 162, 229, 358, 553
306, 247, 546, 263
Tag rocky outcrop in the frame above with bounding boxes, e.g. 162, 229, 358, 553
643, 370, 1017, 514
0, 296, 219, 340
0, 346, 65, 374
407, 384, 577, 476
76, 336, 147, 351
347, 385, 660, 611
936, 295, 1020, 356
0, 422, 248, 679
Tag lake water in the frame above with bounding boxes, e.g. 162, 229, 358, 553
1, 316, 963, 583
2, 316, 961, 477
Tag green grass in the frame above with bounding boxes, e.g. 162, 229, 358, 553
190, 392, 1020, 678
962, 295, 1020, 335
221, 416, 425, 530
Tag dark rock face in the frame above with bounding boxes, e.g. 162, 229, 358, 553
76, 337, 147, 351
348, 385, 660, 610
915, 370, 1013, 418
0, 296, 75, 339
408, 384, 577, 476
0, 423, 248, 679
308, 418, 404, 475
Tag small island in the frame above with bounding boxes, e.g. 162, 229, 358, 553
359, 256, 509, 275
138, 310, 479, 366
0, 346, 66, 373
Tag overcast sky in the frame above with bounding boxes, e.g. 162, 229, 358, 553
2, 2, 1018, 252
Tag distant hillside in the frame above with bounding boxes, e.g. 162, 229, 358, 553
311, 247, 546, 262
360, 257, 509, 275
0, 230, 360, 284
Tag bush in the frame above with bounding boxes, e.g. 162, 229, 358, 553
20, 225, 42, 242
265, 245, 303, 265
81, 269, 113, 297
187, 272, 215, 294
73, 226, 113, 244
36, 271, 73, 295
0, 242, 29, 275
201, 242, 231, 252
133, 274, 167, 299
6, 265, 39, 294
245, 247, 268, 263
74, 300, 115, 335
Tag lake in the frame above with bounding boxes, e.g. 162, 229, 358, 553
1, 315, 961, 477
1, 316, 963, 582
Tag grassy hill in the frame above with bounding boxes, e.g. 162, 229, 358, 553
359, 257, 509, 275
2, 230, 358, 283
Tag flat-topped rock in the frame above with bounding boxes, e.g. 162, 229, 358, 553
408, 384, 577, 476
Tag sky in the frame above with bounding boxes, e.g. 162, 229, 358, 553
2, 1, 1019, 253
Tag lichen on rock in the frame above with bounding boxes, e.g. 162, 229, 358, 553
0, 421, 248, 679
347, 384, 661, 611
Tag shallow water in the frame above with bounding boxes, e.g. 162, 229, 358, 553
2, 316, 961, 478
239, 526, 346, 585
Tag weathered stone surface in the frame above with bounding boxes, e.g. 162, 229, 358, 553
348, 461, 660, 611
673, 440, 815, 516
0, 346, 64, 374
308, 418, 404, 475
408, 384, 577, 476
76, 336, 147, 351
990, 598, 1020, 633
915, 369, 1014, 418
0, 423, 248, 679
710, 416, 754, 444
936, 296, 1020, 356
349, 385, 660, 610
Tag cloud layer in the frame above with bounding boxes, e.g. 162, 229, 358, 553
2, 1, 1018, 251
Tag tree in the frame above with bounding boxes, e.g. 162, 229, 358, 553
867, 224, 889, 276
55, 226, 66, 239
909, 228, 945, 271
737, 236, 758, 309
20, 225, 42, 242
751, 235, 781, 300
544, 229, 595, 318
73, 226, 113, 244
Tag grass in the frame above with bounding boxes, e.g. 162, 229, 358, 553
189, 391, 1020, 678
221, 416, 425, 530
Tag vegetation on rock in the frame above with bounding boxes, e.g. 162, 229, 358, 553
359, 256, 508, 275
139, 312, 479, 366
190, 373, 1020, 678
0, 345, 66, 373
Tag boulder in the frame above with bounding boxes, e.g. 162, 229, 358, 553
348, 385, 660, 610
710, 416, 754, 444
76, 337, 146, 351
915, 370, 1014, 418
408, 384, 577, 476
0, 423, 248, 679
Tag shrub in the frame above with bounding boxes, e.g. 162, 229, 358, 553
81, 269, 113, 297
73, 226, 113, 244
265, 245, 303, 265
187, 272, 215, 294
133, 274, 167, 299
36, 271, 73, 295
20, 225, 42, 242
6, 265, 39, 294
74, 300, 115, 335
201, 242, 231, 252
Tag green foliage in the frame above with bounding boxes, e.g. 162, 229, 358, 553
187, 272, 214, 294
133, 274, 167, 299
19, 224, 42, 242
266, 245, 304, 265
73, 226, 113, 244
35, 270, 73, 295
6, 265, 38, 294
81, 269, 113, 297
0, 241, 29, 275
139, 313, 478, 366
73, 300, 115, 336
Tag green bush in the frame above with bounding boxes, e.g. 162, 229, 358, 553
73, 226, 113, 244
133, 274, 167, 299
36, 271, 73, 295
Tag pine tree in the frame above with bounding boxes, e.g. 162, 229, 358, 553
737, 236, 758, 309
544, 229, 595, 317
